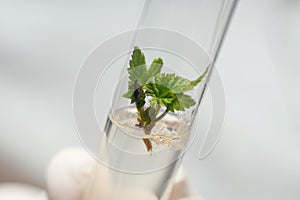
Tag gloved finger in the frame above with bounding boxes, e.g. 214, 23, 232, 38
47, 148, 157, 200
0, 183, 47, 200
46, 148, 95, 200
47, 148, 156, 200
46, 148, 204, 200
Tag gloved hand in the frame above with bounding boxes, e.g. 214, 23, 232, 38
46, 148, 205, 200
0, 183, 47, 200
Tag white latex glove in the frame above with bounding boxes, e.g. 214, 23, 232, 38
46, 148, 205, 200
0, 183, 47, 200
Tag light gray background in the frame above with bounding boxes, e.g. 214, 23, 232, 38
0, 0, 299, 200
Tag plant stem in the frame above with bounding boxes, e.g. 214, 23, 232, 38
155, 109, 169, 122
143, 138, 152, 152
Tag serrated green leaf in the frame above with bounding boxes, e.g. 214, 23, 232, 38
124, 48, 164, 100
151, 73, 192, 93
122, 80, 134, 98
144, 83, 176, 106
174, 93, 196, 111
145, 83, 175, 111
145, 83, 186, 112
122, 90, 133, 98
145, 58, 163, 80
127, 47, 147, 86
124, 47, 146, 100
129, 46, 146, 69
151, 66, 208, 94
128, 65, 147, 85
190, 65, 209, 87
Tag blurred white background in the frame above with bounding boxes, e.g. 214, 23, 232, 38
0, 0, 299, 200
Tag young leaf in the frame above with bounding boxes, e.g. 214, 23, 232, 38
144, 83, 175, 107
123, 47, 147, 98
151, 73, 193, 93
145, 58, 163, 80
190, 65, 209, 87
145, 83, 196, 112
129, 46, 146, 69
128, 65, 147, 85
174, 93, 196, 111
123, 47, 163, 99
122, 81, 134, 98
127, 47, 147, 85
151, 68, 208, 94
